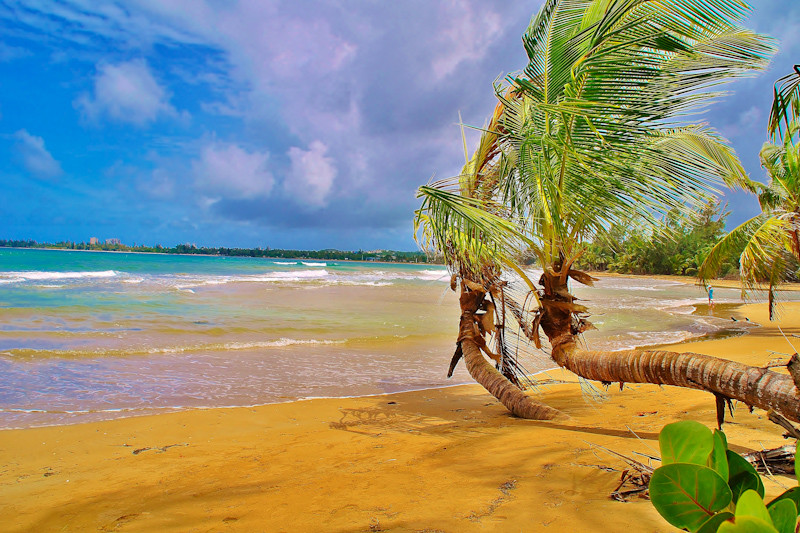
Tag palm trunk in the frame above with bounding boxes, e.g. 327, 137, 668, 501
550, 338, 800, 422
460, 336, 563, 420
537, 269, 800, 424
458, 286, 563, 420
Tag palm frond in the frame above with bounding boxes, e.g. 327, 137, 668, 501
769, 66, 800, 141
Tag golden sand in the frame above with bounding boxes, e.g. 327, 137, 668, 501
2, 303, 799, 532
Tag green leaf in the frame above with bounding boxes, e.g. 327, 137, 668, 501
697, 512, 735, 533
660, 421, 715, 466
736, 490, 773, 524
728, 450, 765, 502
718, 516, 779, 533
768, 488, 800, 518
708, 429, 729, 480
650, 463, 732, 532
767, 499, 797, 533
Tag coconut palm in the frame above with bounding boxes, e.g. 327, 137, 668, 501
700, 120, 800, 319
416, 0, 800, 422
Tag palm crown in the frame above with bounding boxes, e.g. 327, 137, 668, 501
416, 0, 773, 289
700, 121, 800, 317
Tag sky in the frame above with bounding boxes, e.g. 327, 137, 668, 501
0, 1, 799, 251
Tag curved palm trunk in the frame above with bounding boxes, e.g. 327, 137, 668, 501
537, 270, 800, 424
461, 338, 562, 420
457, 287, 563, 420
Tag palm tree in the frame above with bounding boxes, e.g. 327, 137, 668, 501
416, 0, 800, 423
700, 121, 800, 319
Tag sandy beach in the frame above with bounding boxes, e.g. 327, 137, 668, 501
2, 301, 799, 532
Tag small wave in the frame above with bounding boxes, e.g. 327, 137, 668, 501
145, 337, 343, 354
272, 261, 297, 265
301, 262, 327, 267
5, 338, 346, 359
173, 270, 329, 288
1, 270, 117, 282
413, 269, 449, 281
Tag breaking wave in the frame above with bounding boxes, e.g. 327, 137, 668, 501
0, 270, 117, 283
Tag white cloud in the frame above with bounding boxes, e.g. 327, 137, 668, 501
76, 59, 180, 126
192, 142, 273, 199
430, 3, 503, 80
12, 129, 63, 179
285, 141, 336, 207
138, 168, 176, 199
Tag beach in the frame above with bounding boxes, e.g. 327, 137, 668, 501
3, 301, 799, 532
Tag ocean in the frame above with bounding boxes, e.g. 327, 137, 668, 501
0, 248, 772, 429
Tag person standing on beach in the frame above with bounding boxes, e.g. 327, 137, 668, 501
707, 284, 714, 310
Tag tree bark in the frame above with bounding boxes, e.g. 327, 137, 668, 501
460, 337, 563, 420
536, 269, 800, 424
457, 286, 564, 420
548, 336, 800, 423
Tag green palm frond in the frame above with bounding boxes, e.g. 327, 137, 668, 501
417, 0, 774, 286
769, 66, 800, 141
414, 183, 534, 279
698, 213, 765, 284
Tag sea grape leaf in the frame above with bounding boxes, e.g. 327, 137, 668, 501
767, 499, 797, 533
659, 421, 714, 466
697, 512, 735, 533
650, 463, 732, 531
718, 516, 779, 533
708, 429, 729, 481
716, 430, 728, 449
730, 472, 764, 504
768, 488, 800, 518
735, 490, 772, 524
728, 450, 765, 501
796, 444, 799, 480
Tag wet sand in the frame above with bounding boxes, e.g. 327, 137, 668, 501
2, 302, 799, 532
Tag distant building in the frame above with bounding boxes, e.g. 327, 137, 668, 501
89, 237, 99, 245
105, 238, 121, 245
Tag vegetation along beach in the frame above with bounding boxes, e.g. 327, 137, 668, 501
3, 0, 800, 532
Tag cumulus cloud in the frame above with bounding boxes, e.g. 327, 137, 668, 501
192, 142, 274, 199
75, 59, 180, 126
12, 129, 63, 179
285, 141, 337, 207
0, 1, 536, 245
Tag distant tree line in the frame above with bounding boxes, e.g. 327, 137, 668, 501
573, 201, 800, 279
0, 240, 437, 264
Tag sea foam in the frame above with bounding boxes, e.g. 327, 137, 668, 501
0, 270, 117, 283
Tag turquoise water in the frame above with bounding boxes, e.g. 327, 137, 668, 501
0, 248, 772, 429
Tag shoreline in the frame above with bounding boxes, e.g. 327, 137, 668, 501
5, 302, 800, 531
588, 269, 800, 292
0, 300, 749, 433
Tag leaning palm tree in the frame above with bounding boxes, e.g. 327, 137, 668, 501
416, 0, 800, 423
700, 120, 800, 319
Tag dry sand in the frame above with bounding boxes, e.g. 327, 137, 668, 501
2, 302, 800, 532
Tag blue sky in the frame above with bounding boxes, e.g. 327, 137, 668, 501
0, 1, 798, 251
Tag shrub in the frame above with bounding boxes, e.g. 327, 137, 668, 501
650, 420, 799, 532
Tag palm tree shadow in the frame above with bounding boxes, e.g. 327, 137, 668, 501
328, 397, 665, 442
